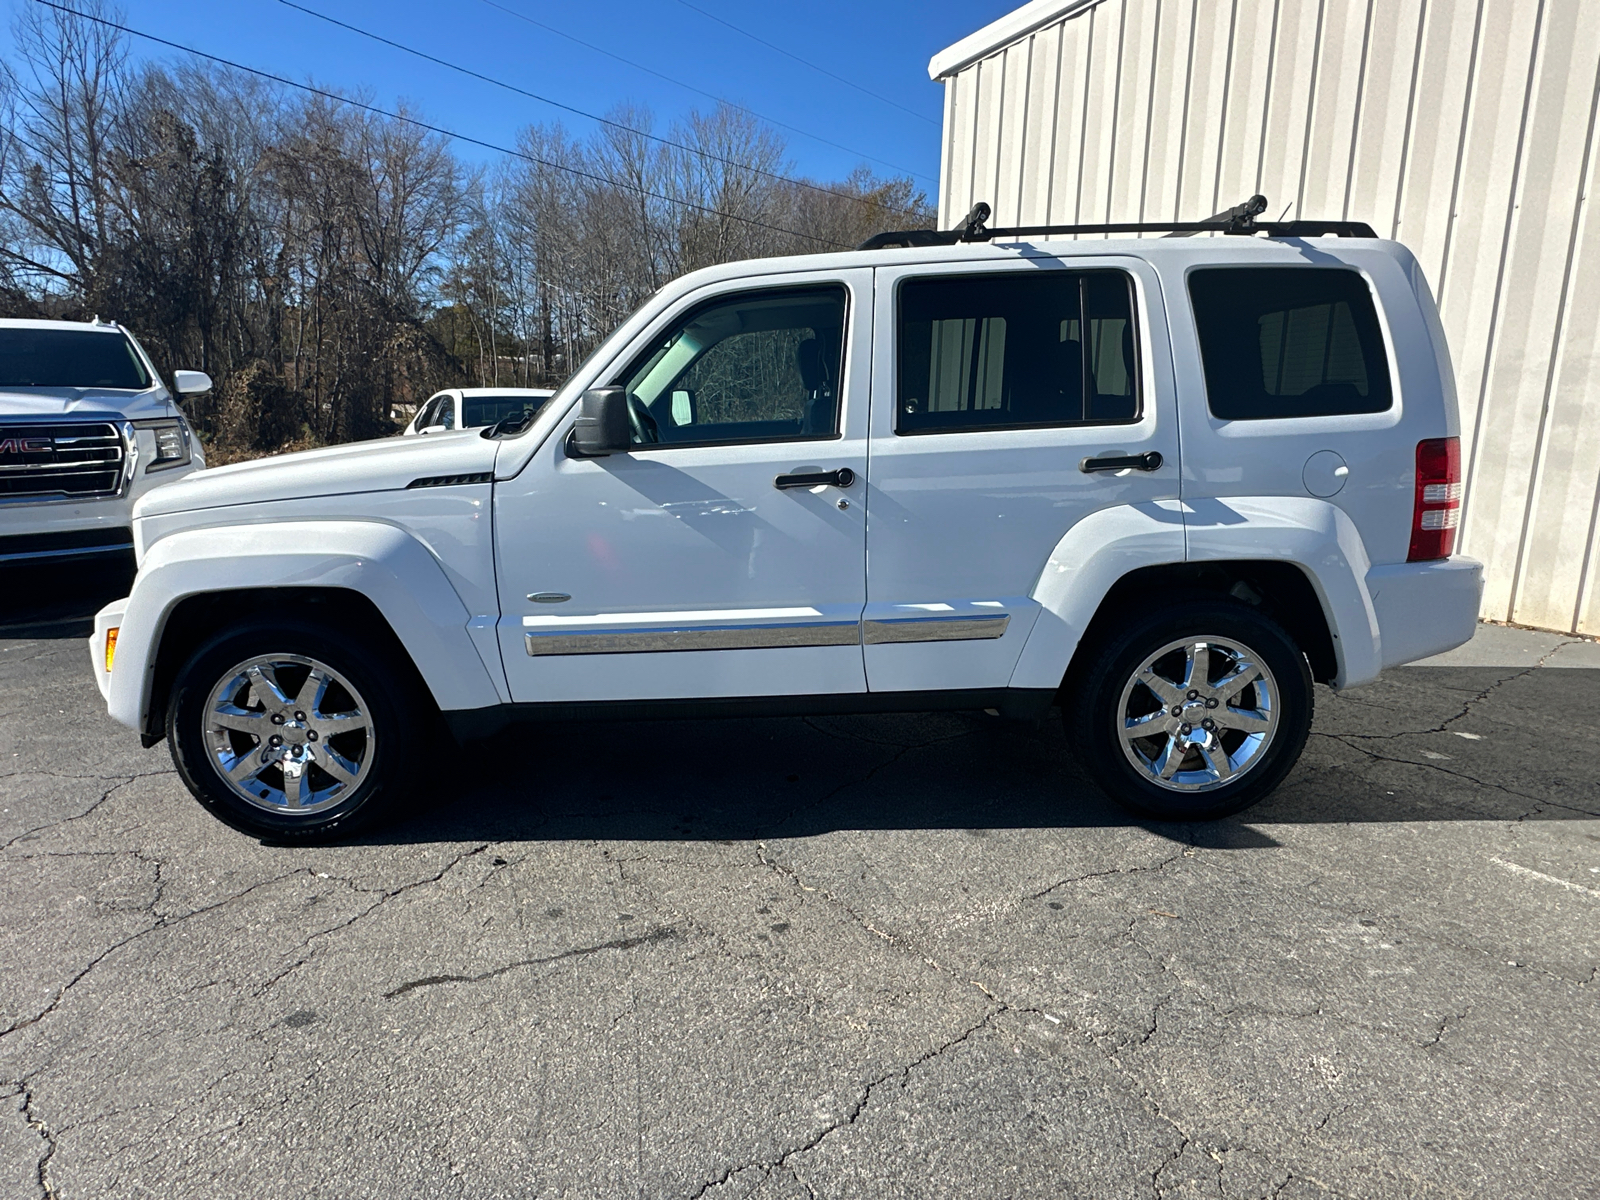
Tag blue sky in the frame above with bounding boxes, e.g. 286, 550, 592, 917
4, 0, 1019, 198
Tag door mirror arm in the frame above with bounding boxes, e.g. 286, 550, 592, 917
566, 387, 632, 457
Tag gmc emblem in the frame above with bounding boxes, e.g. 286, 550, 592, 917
0, 437, 52, 455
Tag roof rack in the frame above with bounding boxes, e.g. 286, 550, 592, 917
856, 195, 1377, 250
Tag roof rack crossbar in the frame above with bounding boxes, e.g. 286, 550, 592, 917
857, 196, 1377, 250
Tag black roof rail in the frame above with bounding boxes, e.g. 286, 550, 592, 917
856, 195, 1377, 250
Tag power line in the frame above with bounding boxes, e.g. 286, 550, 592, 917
672, 0, 939, 128
277, 0, 921, 221
30, 0, 855, 251
474, 0, 936, 184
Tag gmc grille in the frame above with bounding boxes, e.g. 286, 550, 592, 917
0, 422, 125, 500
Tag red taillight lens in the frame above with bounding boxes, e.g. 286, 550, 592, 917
1408, 437, 1462, 561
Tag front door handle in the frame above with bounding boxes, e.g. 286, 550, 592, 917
775, 467, 856, 489
1080, 451, 1163, 474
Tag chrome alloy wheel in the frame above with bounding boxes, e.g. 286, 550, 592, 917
202, 654, 374, 815
1115, 637, 1279, 792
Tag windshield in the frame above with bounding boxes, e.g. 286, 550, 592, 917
461, 393, 551, 429
0, 328, 152, 389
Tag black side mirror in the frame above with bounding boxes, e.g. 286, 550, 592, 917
567, 387, 631, 457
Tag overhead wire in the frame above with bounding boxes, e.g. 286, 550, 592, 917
671, 0, 939, 128
277, 0, 924, 221
30, 0, 856, 250
473, 0, 936, 184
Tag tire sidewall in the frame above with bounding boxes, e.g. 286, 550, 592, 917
1072, 601, 1313, 820
167, 620, 418, 841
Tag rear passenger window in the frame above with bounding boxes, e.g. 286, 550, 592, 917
896, 271, 1140, 434
1188, 268, 1392, 419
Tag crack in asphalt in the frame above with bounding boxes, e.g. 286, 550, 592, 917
688, 1007, 1005, 1200
384, 926, 680, 998
1315, 732, 1600, 820
1023, 846, 1190, 902
13, 1082, 59, 1200
0, 774, 155, 851
1335, 640, 1578, 744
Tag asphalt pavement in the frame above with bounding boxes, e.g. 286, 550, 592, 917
1, 559, 1597, 1199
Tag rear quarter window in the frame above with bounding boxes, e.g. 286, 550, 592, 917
1188, 267, 1392, 419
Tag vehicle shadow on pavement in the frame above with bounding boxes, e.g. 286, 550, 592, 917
0, 554, 135, 638
362, 657, 1599, 847
7, 560, 1594, 847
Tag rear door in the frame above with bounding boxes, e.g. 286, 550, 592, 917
864, 255, 1179, 693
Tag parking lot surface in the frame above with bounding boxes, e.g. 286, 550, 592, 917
2, 561, 1597, 1199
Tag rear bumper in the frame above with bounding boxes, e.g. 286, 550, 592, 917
1367, 557, 1484, 669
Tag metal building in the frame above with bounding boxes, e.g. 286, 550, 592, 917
930, 0, 1600, 635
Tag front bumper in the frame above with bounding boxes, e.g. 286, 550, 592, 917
1367, 557, 1485, 669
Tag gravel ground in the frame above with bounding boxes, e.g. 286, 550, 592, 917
1, 559, 1597, 1199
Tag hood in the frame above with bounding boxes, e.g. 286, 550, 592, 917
0, 386, 175, 421
133, 428, 501, 519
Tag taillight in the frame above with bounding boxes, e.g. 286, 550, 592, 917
1408, 437, 1462, 561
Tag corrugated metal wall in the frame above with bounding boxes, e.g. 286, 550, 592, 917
937, 0, 1600, 635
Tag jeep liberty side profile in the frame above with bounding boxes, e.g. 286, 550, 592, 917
90, 200, 1483, 839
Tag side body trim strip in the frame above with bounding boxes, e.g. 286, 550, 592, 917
862, 613, 1010, 644
525, 620, 859, 656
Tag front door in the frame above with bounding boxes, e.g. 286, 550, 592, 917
864, 254, 1180, 693
494, 269, 871, 704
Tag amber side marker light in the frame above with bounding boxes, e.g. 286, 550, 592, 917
104, 627, 119, 674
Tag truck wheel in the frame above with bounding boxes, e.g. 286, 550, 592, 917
1067, 601, 1313, 821
166, 620, 427, 841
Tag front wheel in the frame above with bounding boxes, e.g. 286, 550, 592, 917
167, 620, 429, 841
1067, 601, 1313, 821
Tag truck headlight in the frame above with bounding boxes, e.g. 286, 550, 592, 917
141, 418, 191, 471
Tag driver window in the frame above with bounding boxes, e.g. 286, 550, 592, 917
615, 284, 847, 447
437, 397, 456, 429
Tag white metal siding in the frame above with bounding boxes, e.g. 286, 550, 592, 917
938, 0, 1600, 634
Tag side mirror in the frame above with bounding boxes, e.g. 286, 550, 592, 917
173, 370, 213, 396
567, 387, 631, 457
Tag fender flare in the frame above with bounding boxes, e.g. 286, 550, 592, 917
1008, 497, 1381, 692
106, 520, 505, 733
1010, 501, 1187, 690
1183, 496, 1380, 687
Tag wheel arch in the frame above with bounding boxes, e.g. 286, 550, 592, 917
1010, 498, 1380, 695
143, 587, 430, 744
109, 521, 506, 741
1066, 561, 1340, 687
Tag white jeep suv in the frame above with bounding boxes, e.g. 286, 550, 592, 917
1, 318, 207, 565
89, 201, 1484, 839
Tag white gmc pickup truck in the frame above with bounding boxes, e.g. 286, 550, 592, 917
1, 318, 207, 565
89, 201, 1483, 840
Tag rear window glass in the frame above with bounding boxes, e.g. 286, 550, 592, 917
1188, 268, 1392, 419
897, 271, 1139, 434
0, 328, 151, 390
462, 394, 550, 429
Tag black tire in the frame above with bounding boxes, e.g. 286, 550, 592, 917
1067, 598, 1313, 821
167, 618, 430, 841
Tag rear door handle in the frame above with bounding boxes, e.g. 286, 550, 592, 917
1080, 451, 1163, 474
775, 467, 856, 489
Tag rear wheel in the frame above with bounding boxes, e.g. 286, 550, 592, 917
167, 620, 428, 841
1068, 601, 1313, 820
